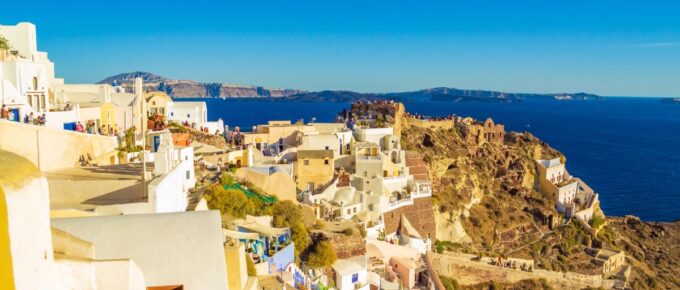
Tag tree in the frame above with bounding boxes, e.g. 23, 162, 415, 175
205, 186, 256, 218
0, 36, 10, 51
306, 240, 337, 268
291, 222, 311, 258
272, 200, 302, 228
220, 173, 236, 186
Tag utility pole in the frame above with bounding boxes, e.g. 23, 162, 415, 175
136, 77, 148, 199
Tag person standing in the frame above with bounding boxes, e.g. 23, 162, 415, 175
1, 105, 8, 120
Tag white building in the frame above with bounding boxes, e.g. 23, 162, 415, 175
0, 22, 60, 123
332, 255, 369, 290
536, 158, 600, 222
168, 101, 224, 134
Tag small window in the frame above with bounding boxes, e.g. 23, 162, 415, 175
171, 112, 174, 117
187, 114, 190, 118
352, 273, 359, 284
303, 160, 310, 166
324, 159, 329, 165
186, 171, 190, 180
325, 146, 329, 150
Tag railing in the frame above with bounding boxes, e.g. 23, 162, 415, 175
388, 198, 413, 210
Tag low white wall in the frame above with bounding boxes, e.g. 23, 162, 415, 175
53, 260, 96, 290
150, 159, 193, 213
0, 119, 118, 171
95, 259, 146, 290
45, 110, 78, 130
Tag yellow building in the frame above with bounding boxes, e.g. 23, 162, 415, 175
145, 91, 173, 116
295, 150, 335, 193
99, 101, 118, 134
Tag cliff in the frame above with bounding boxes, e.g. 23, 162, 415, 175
97, 71, 306, 98
98, 72, 601, 102
345, 101, 678, 289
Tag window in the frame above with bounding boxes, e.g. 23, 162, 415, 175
170, 112, 174, 117
33, 77, 38, 90
187, 114, 190, 118
324, 159, 329, 165
351, 273, 358, 284
186, 171, 190, 180
325, 146, 329, 150
303, 160, 310, 166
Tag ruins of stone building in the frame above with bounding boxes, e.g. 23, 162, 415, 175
456, 117, 505, 153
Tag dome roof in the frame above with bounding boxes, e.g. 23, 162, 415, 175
0, 150, 41, 191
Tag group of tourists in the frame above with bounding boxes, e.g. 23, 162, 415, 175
1, 105, 47, 125
74, 121, 118, 136
405, 112, 455, 121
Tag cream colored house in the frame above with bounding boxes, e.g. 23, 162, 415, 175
536, 158, 599, 222
295, 150, 335, 193
242, 120, 316, 155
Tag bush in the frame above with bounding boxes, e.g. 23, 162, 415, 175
272, 201, 302, 228
340, 228, 354, 236
589, 215, 605, 229
291, 222, 311, 259
220, 173, 236, 186
439, 275, 460, 290
306, 240, 337, 268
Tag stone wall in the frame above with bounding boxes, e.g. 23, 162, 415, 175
328, 235, 366, 260
430, 252, 610, 289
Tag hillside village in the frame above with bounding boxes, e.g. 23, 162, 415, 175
1, 22, 679, 290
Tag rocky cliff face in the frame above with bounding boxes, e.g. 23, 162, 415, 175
98, 71, 600, 102
97, 71, 306, 98
347, 101, 678, 289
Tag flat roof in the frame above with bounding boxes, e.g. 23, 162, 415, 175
333, 255, 367, 276
45, 163, 156, 210
52, 211, 229, 290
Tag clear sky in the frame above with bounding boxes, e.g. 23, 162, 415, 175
1, 1, 679, 96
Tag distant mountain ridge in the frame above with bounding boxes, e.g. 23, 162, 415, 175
98, 71, 601, 102
97, 71, 306, 98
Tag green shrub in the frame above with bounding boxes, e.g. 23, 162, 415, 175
306, 240, 337, 268
439, 275, 460, 290
589, 215, 605, 229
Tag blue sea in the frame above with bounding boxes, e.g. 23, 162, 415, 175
180, 97, 680, 222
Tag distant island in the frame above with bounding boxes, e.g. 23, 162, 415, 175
661, 97, 680, 103
98, 71, 602, 102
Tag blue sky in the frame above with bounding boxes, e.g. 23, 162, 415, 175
1, 1, 679, 96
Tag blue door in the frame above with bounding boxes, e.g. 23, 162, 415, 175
10, 109, 19, 122
153, 136, 161, 152
63, 122, 77, 131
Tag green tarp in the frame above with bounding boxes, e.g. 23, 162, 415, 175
223, 184, 277, 203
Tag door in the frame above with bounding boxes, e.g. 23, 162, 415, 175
9, 109, 19, 122
153, 136, 161, 152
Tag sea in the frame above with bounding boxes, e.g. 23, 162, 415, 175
179, 97, 680, 222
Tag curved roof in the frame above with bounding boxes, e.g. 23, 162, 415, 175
0, 149, 41, 190
332, 187, 359, 205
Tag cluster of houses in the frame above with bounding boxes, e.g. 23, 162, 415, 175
1, 21, 631, 290
0, 22, 222, 135
1, 22, 252, 290
217, 101, 439, 290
